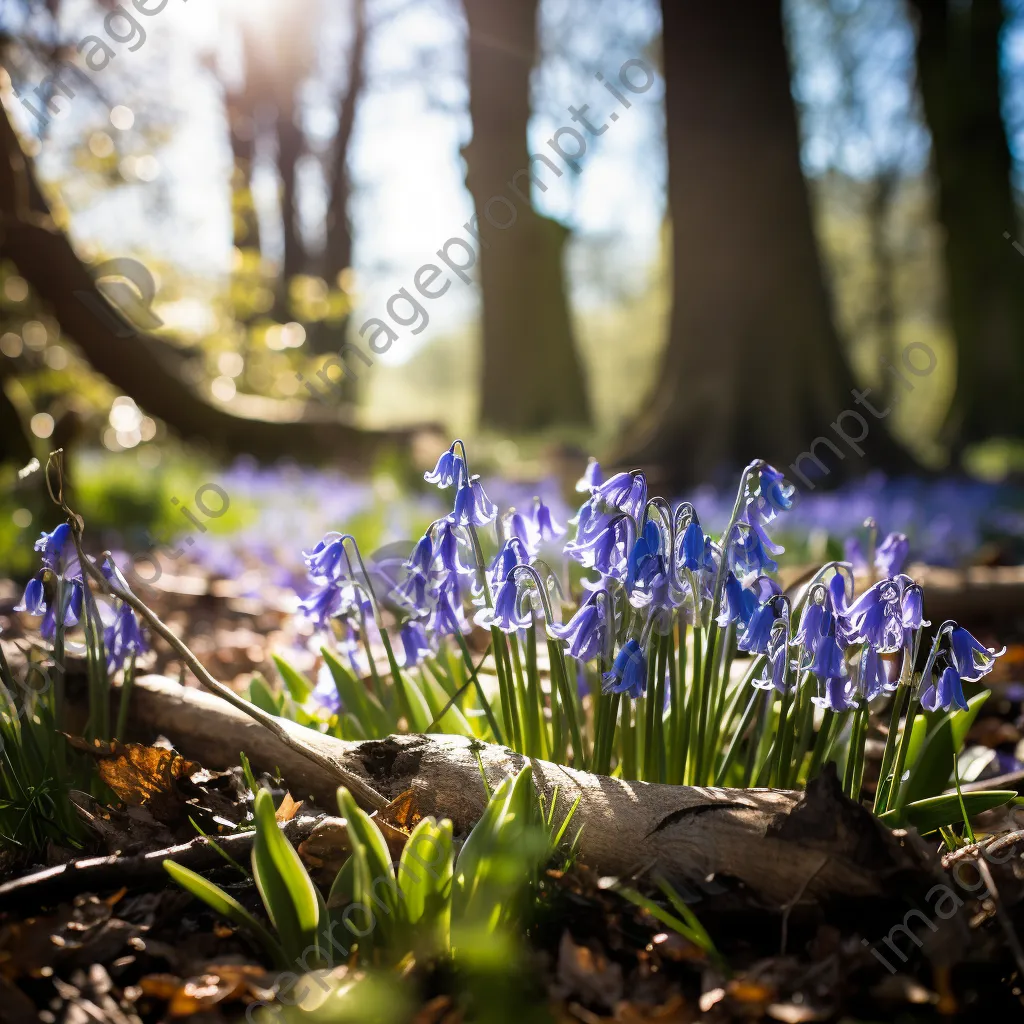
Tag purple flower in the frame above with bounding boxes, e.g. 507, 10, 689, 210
392, 569, 431, 617
17, 576, 46, 617
759, 464, 794, 513
593, 471, 647, 519
576, 457, 603, 493
405, 534, 434, 576
476, 577, 530, 633
729, 518, 779, 576
297, 580, 349, 628
550, 593, 608, 663
452, 475, 497, 527
488, 538, 528, 586
949, 627, 1004, 682
875, 532, 909, 578
737, 595, 781, 655
602, 638, 647, 698
427, 578, 470, 636
399, 619, 431, 668
678, 520, 705, 572
754, 627, 789, 694
567, 514, 632, 580
432, 520, 473, 578
717, 572, 758, 628
843, 579, 904, 652
860, 647, 896, 701
303, 533, 348, 582
424, 445, 465, 488
104, 602, 148, 673
920, 664, 969, 713
813, 674, 857, 713
17, 574, 83, 641
34, 523, 79, 576
626, 520, 663, 592
810, 630, 846, 681
901, 586, 926, 630
530, 496, 564, 545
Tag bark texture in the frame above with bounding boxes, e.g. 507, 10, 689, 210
122, 674, 931, 910
461, 0, 590, 431
908, 0, 1024, 449
617, 0, 916, 486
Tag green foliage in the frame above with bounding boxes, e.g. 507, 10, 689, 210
878, 790, 1016, 834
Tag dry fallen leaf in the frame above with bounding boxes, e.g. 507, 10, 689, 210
276, 792, 303, 822
65, 738, 199, 822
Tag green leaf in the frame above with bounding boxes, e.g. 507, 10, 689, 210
879, 790, 1016, 834
322, 647, 392, 736
898, 691, 989, 807
248, 675, 282, 715
415, 670, 474, 737
273, 655, 313, 703
251, 788, 320, 963
163, 859, 284, 966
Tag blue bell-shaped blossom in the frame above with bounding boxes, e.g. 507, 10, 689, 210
424, 445, 465, 488
920, 664, 969, 713
550, 593, 608, 663
452, 475, 497, 527
602, 638, 647, 699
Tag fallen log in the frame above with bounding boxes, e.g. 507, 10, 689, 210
113, 674, 934, 910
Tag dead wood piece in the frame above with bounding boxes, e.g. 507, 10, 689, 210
0, 814, 325, 913
111, 674, 936, 909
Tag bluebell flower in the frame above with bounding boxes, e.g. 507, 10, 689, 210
678, 520, 705, 572
405, 534, 434, 577
576, 457, 603, 493
843, 579, 904, 653
530, 496, 564, 545
16, 574, 83, 641
759, 464, 794, 513
949, 626, 1004, 682
875, 532, 909, 578
424, 445, 465, 488
810, 629, 846, 681
567, 514, 631, 580
737, 583, 782, 654
297, 580, 349, 629
432, 520, 473, 578
920, 664, 969, 713
476, 577, 531, 633
427, 578, 470, 636
550, 593, 608, 663
399, 619, 431, 668
626, 520, 663, 592
593, 471, 647, 519
104, 602, 148, 674
812, 673, 857, 713
452, 474, 497, 527
602, 638, 647, 698
392, 569, 431, 617
504, 508, 535, 553
754, 627, 788, 694
860, 647, 896, 701
901, 586, 927, 631
34, 523, 80, 576
488, 538, 528, 587
303, 533, 349, 582
717, 572, 758, 628
793, 598, 828, 652
729, 519, 779, 576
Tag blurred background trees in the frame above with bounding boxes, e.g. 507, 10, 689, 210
0, 0, 1022, 487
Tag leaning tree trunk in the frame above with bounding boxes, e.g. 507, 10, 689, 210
119, 674, 933, 910
617, 0, 917, 486
462, 0, 590, 431
0, 106, 410, 465
908, 0, 1024, 451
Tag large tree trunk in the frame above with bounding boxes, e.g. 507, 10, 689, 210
908, 0, 1024, 450
0, 106, 410, 465
120, 674, 931, 910
617, 1, 916, 486
461, 0, 590, 431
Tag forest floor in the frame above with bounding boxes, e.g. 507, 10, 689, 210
3, 559, 1024, 1023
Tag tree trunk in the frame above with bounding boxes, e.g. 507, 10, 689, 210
461, 0, 590, 431
0, 106, 411, 465
617, 1, 916, 487
908, 0, 1024, 450
118, 673, 931, 910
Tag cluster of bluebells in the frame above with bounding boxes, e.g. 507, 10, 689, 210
294, 443, 1005, 722
15, 523, 147, 673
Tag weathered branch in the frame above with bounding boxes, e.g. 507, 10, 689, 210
114, 673, 935, 910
